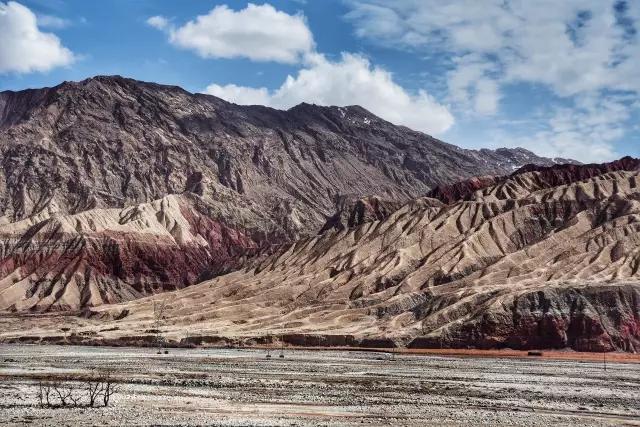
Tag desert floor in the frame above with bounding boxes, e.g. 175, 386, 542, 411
0, 344, 639, 426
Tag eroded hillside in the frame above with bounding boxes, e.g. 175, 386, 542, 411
6, 163, 639, 352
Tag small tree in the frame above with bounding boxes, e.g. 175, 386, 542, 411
86, 379, 103, 407
36, 381, 53, 407
102, 372, 118, 407
35, 371, 120, 408
68, 385, 82, 407
52, 382, 75, 407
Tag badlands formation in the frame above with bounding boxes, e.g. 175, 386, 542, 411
3, 158, 640, 352
0, 76, 560, 312
0, 76, 638, 352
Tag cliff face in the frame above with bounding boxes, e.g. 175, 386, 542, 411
0, 76, 564, 311
71, 164, 640, 352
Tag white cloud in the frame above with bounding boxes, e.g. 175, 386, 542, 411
205, 83, 271, 106
146, 15, 169, 31
447, 55, 499, 115
203, 53, 454, 135
154, 3, 453, 135
0, 1, 74, 73
473, 79, 500, 116
345, 0, 517, 53
149, 3, 314, 64
490, 96, 629, 162
345, 0, 640, 159
345, 1, 640, 101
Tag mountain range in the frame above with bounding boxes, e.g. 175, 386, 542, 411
0, 76, 565, 312
1, 76, 638, 353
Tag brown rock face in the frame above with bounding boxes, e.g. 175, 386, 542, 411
409, 285, 640, 352
0, 76, 564, 311
63, 166, 640, 352
2, 76, 637, 353
426, 176, 501, 204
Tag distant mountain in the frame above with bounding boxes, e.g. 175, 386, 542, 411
0, 75, 568, 311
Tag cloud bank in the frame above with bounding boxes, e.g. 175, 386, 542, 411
149, 3, 454, 135
345, 0, 640, 160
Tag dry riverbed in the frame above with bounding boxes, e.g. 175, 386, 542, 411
0, 344, 639, 426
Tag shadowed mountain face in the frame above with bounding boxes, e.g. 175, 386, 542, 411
61, 162, 639, 353
0, 76, 565, 312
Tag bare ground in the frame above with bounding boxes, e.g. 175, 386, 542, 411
1, 345, 639, 426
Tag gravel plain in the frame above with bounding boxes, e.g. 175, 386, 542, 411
0, 344, 639, 426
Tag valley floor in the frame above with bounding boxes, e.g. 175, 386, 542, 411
1, 345, 639, 426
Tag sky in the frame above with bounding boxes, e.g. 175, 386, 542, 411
1, 0, 639, 162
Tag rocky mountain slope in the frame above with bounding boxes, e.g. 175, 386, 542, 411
0, 76, 564, 311
27, 160, 637, 352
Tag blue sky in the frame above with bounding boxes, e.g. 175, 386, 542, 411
1, 0, 639, 162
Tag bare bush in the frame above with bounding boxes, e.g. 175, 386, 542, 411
68, 385, 83, 407
86, 379, 103, 407
36, 381, 53, 407
101, 371, 119, 407
51, 382, 78, 407
34, 371, 120, 408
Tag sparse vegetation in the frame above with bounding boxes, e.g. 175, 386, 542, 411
35, 372, 119, 408
86, 379, 103, 407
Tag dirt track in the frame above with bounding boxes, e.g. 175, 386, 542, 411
1, 344, 639, 426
